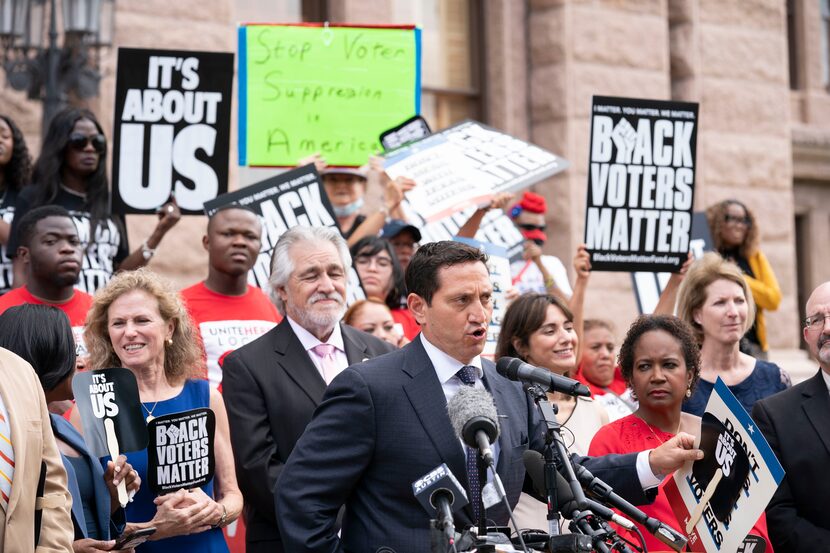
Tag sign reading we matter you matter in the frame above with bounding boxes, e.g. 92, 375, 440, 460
112, 48, 234, 215
239, 24, 421, 166
584, 96, 699, 272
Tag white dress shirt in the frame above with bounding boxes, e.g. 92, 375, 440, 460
287, 317, 349, 382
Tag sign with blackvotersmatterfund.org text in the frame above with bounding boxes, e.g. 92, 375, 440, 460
584, 96, 699, 272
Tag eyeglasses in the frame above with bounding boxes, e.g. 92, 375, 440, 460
68, 132, 106, 153
518, 223, 547, 232
355, 255, 392, 269
804, 313, 830, 331
724, 214, 751, 226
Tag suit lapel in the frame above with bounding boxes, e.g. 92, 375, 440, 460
341, 324, 370, 366
802, 371, 830, 457
272, 320, 326, 405
483, 362, 516, 483
400, 340, 470, 522
0, 375, 26, 521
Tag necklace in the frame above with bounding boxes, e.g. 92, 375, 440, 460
636, 414, 681, 445
142, 401, 160, 423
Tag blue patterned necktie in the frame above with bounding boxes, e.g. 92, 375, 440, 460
455, 365, 482, 522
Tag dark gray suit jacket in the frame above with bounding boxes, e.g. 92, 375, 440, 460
222, 320, 394, 552
276, 337, 647, 553
753, 369, 830, 552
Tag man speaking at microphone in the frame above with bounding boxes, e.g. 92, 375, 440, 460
276, 241, 702, 553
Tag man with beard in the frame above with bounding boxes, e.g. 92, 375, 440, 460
0, 205, 91, 367
222, 226, 394, 553
753, 281, 830, 552
181, 206, 282, 390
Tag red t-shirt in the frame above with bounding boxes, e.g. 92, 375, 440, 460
573, 361, 628, 397
391, 307, 420, 341
589, 414, 774, 553
0, 286, 93, 357
181, 282, 281, 389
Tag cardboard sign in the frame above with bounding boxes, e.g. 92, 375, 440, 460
238, 23, 421, 166
111, 48, 234, 215
202, 164, 366, 305
380, 115, 431, 151
385, 120, 569, 223
454, 238, 511, 358
584, 96, 699, 272
632, 211, 713, 314
72, 368, 148, 458
147, 408, 215, 494
665, 378, 784, 553
408, 205, 525, 264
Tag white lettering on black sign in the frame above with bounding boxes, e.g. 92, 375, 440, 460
148, 408, 215, 493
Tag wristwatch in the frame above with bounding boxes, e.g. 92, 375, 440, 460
141, 241, 156, 261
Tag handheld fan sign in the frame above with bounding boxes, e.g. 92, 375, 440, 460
147, 408, 216, 494
72, 368, 148, 506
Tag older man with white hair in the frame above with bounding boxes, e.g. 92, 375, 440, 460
222, 226, 394, 553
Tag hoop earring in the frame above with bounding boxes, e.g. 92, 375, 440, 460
630, 390, 638, 401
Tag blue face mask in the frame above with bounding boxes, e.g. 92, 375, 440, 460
333, 197, 364, 218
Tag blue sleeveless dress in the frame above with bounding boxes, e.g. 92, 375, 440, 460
118, 379, 228, 552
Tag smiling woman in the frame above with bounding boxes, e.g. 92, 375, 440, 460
496, 293, 609, 532
79, 268, 242, 552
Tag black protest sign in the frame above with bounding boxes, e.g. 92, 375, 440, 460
693, 412, 750, 522
202, 164, 365, 305
147, 408, 215, 494
380, 115, 431, 151
72, 368, 148, 458
112, 48, 234, 215
584, 96, 699, 272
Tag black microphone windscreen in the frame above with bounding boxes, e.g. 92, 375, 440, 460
446, 386, 499, 445
522, 450, 579, 518
495, 356, 521, 379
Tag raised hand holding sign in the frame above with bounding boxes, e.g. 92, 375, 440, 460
72, 368, 148, 507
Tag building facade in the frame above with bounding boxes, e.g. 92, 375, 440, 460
3, 0, 828, 351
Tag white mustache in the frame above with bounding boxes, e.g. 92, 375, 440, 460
308, 292, 345, 306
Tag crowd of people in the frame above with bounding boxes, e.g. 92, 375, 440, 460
0, 105, 827, 553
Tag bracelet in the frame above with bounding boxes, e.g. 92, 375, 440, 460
212, 503, 228, 529
544, 276, 555, 289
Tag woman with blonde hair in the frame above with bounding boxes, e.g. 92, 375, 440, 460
676, 252, 789, 416
706, 199, 781, 358
79, 268, 242, 552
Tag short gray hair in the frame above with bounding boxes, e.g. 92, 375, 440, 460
268, 226, 352, 315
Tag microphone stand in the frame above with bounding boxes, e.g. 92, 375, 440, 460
525, 385, 636, 553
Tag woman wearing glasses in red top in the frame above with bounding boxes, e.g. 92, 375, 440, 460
706, 199, 781, 359
8, 108, 180, 294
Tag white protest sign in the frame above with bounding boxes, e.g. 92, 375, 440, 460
665, 378, 784, 553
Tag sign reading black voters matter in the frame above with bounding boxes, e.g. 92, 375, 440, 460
584, 96, 699, 272
148, 408, 215, 494
112, 48, 234, 215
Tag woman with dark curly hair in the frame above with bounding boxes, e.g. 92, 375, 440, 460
0, 114, 33, 294
7, 107, 180, 294
589, 314, 773, 552
706, 199, 780, 358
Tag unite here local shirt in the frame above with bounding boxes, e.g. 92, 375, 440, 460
0, 285, 93, 359
181, 282, 282, 389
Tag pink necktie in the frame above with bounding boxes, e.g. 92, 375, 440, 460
312, 343, 338, 384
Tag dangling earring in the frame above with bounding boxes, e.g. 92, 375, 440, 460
166, 338, 173, 347
685, 387, 692, 398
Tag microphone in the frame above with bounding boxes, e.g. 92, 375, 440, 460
446, 386, 500, 466
569, 456, 688, 552
412, 463, 469, 541
496, 357, 591, 397
523, 451, 635, 529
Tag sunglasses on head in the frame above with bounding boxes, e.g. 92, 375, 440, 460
518, 223, 547, 232
68, 132, 106, 153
